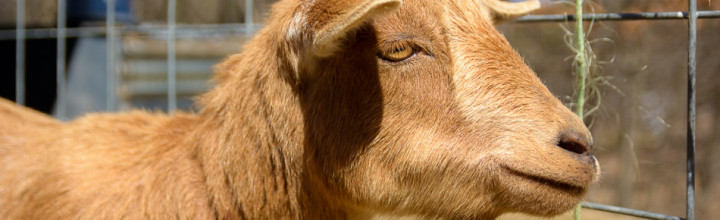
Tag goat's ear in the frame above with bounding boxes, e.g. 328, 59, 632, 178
308, 0, 401, 57
482, 0, 540, 24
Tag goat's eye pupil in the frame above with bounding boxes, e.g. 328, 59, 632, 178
379, 44, 414, 62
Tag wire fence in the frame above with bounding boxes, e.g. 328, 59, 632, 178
515, 2, 712, 219
3, 0, 717, 219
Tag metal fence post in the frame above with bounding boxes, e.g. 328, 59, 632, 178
168, 0, 177, 113
56, 0, 67, 119
15, 0, 25, 105
686, 0, 697, 220
245, 0, 253, 28
106, 0, 116, 111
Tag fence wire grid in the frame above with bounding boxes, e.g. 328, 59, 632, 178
3, 0, 718, 219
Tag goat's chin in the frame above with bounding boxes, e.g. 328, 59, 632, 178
495, 165, 589, 216
487, 142, 598, 216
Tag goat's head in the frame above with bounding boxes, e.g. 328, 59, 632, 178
262, 0, 599, 218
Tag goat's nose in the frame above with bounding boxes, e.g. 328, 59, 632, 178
556, 130, 592, 155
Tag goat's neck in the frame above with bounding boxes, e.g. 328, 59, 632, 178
190, 33, 349, 218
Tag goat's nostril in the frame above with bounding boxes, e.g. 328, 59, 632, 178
556, 132, 591, 155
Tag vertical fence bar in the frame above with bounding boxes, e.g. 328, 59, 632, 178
106, 0, 116, 111
15, 0, 25, 105
574, 0, 587, 120
245, 0, 253, 28
686, 0, 697, 220
56, 0, 67, 118
167, 0, 177, 113
573, 1, 586, 218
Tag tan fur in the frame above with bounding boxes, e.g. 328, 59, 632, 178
482, 0, 541, 23
312, 0, 401, 57
0, 0, 598, 219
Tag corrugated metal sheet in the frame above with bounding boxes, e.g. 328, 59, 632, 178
118, 35, 246, 109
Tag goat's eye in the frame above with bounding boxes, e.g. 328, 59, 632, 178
379, 44, 415, 62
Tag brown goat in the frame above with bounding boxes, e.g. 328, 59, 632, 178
0, 0, 599, 219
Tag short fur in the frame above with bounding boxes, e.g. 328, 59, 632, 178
0, 0, 599, 219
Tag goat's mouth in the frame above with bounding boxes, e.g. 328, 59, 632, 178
495, 164, 590, 216
494, 148, 599, 191
500, 165, 587, 194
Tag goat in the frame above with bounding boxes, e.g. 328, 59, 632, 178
0, 0, 599, 219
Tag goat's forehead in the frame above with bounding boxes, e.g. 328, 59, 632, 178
373, 0, 494, 35
373, 4, 440, 36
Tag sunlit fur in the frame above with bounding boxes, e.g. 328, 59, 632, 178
0, 0, 598, 219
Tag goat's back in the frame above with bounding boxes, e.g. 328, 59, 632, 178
0, 98, 212, 219
0, 98, 60, 140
